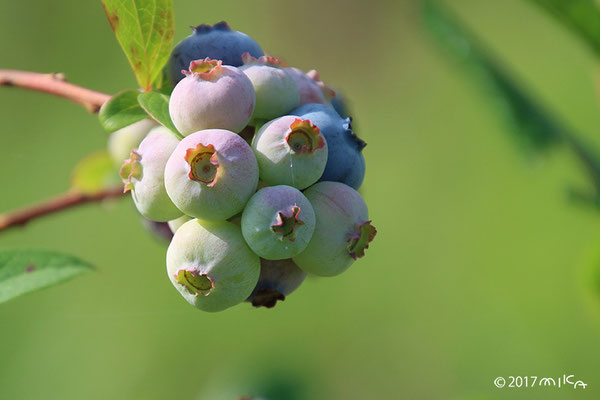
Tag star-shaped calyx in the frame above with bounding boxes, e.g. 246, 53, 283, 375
174, 269, 214, 297
184, 143, 219, 186
182, 58, 224, 81
119, 151, 142, 193
347, 220, 377, 260
271, 206, 304, 242
286, 118, 325, 155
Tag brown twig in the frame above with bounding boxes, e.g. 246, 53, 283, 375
0, 187, 126, 232
0, 70, 110, 113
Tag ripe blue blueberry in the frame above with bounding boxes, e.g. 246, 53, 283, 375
290, 103, 365, 189
166, 21, 264, 86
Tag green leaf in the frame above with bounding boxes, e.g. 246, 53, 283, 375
101, 0, 175, 90
137, 91, 183, 138
527, 0, 600, 57
422, 0, 564, 154
98, 89, 147, 133
422, 0, 600, 203
0, 249, 94, 304
71, 150, 120, 194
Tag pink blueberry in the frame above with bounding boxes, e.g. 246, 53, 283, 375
169, 58, 255, 135
164, 129, 259, 221
284, 68, 335, 106
119, 127, 183, 222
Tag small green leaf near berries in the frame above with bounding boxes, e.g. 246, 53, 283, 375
137, 91, 183, 138
98, 89, 147, 133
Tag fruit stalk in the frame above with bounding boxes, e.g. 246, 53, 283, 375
0, 186, 125, 232
0, 69, 110, 113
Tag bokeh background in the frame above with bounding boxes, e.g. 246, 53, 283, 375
1, 0, 600, 399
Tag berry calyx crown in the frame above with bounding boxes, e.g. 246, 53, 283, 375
184, 143, 219, 187
271, 206, 304, 242
347, 220, 377, 259
242, 52, 281, 68
286, 118, 325, 155
119, 151, 142, 193
182, 58, 223, 80
192, 21, 231, 34
174, 269, 214, 296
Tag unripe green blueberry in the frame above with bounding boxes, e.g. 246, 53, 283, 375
164, 129, 259, 221
168, 215, 192, 234
107, 119, 157, 165
293, 181, 376, 276
241, 185, 315, 260
169, 58, 255, 135
247, 258, 307, 308
240, 54, 300, 121
120, 127, 183, 222
167, 219, 260, 312
252, 116, 328, 189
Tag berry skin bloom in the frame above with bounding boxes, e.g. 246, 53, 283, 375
241, 185, 315, 260
246, 258, 307, 308
166, 21, 264, 86
119, 127, 183, 222
169, 58, 255, 135
240, 54, 300, 122
164, 129, 259, 221
107, 118, 157, 166
167, 219, 260, 312
252, 116, 328, 190
293, 181, 376, 276
290, 103, 366, 190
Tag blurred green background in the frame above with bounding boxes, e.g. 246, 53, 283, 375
1, 0, 600, 399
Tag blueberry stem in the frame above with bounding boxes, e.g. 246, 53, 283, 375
0, 186, 126, 232
0, 69, 110, 113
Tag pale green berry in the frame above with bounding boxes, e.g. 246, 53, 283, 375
293, 181, 376, 276
167, 219, 260, 312
168, 215, 192, 234
107, 119, 157, 165
119, 126, 182, 222
241, 185, 315, 260
252, 116, 328, 189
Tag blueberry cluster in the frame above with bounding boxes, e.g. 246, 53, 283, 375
113, 22, 377, 311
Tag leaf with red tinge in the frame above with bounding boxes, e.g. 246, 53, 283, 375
102, 0, 175, 90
